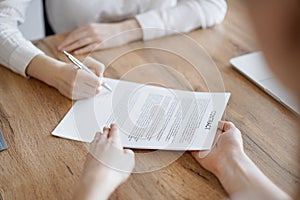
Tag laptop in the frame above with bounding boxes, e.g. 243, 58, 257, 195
230, 51, 299, 115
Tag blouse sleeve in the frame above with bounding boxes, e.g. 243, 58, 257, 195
135, 0, 227, 40
0, 0, 44, 77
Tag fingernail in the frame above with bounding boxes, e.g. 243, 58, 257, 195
218, 121, 225, 132
111, 123, 117, 128
125, 149, 134, 154
198, 150, 210, 158
94, 132, 101, 138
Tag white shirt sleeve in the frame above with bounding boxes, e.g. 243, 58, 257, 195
135, 0, 227, 40
0, 0, 44, 77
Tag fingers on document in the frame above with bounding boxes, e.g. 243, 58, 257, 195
218, 121, 242, 142
94, 132, 102, 139
108, 124, 123, 149
124, 149, 134, 155
218, 121, 237, 132
83, 57, 105, 77
95, 124, 120, 141
108, 124, 119, 139
102, 126, 110, 138
73, 70, 100, 99
196, 123, 224, 159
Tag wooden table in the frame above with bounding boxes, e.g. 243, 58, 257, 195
0, 0, 299, 199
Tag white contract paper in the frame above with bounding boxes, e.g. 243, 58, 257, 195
52, 78, 230, 150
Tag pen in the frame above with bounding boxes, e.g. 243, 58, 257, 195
63, 50, 112, 92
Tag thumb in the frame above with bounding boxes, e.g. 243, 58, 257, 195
196, 125, 223, 159
198, 150, 211, 158
222, 121, 236, 132
123, 149, 135, 172
124, 149, 134, 155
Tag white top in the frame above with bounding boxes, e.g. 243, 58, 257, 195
0, 0, 227, 77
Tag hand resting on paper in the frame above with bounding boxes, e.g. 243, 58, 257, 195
191, 121, 243, 175
73, 124, 135, 200
191, 121, 290, 199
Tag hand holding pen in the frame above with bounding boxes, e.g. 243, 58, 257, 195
63, 51, 112, 93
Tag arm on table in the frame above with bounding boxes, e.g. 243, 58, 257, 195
73, 124, 135, 200
192, 121, 291, 199
58, 0, 227, 54
0, 0, 104, 100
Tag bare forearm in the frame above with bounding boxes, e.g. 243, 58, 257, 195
73, 157, 121, 200
218, 152, 290, 199
73, 177, 112, 200
26, 54, 64, 88
25, 54, 104, 100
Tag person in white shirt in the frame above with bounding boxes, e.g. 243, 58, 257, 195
0, 0, 227, 100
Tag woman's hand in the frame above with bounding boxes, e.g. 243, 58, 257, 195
26, 54, 105, 100
191, 121, 291, 199
74, 124, 135, 200
53, 57, 105, 100
58, 19, 143, 55
191, 121, 244, 176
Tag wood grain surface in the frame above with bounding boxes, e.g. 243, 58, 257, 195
0, 0, 299, 199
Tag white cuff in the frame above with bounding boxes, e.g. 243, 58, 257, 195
135, 11, 174, 41
9, 41, 44, 78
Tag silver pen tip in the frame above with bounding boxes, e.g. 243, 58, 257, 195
63, 50, 69, 56
103, 83, 113, 92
